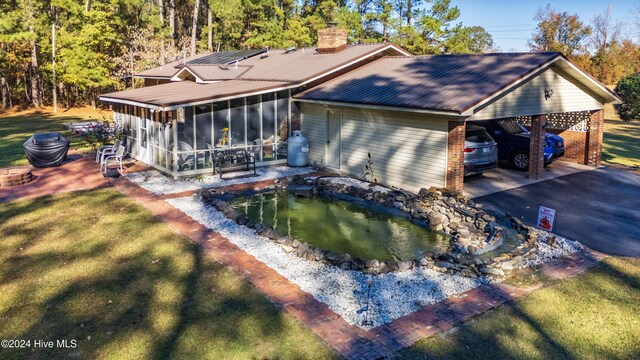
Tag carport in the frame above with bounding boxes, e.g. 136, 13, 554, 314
453, 56, 620, 194
295, 52, 620, 194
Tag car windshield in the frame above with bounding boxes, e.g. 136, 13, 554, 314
497, 119, 527, 134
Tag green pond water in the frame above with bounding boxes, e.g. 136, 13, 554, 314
229, 192, 450, 261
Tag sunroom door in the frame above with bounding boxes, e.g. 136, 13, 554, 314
138, 108, 149, 163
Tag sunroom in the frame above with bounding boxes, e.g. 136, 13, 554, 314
106, 84, 296, 177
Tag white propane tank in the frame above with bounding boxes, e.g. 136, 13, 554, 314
287, 130, 309, 167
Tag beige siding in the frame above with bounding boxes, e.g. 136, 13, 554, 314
468, 66, 605, 121
302, 103, 449, 192
340, 108, 449, 192
300, 103, 327, 166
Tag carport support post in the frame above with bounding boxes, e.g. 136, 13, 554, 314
446, 120, 465, 194
528, 114, 546, 180
587, 109, 604, 167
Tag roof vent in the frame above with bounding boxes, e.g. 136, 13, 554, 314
218, 65, 229, 70
284, 46, 297, 54
260, 54, 269, 59
317, 26, 347, 54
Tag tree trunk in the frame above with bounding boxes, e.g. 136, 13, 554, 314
190, 0, 201, 56
1, 77, 8, 109
158, 0, 164, 24
52, 20, 57, 113
85, 0, 90, 12
406, 0, 412, 26
207, 7, 212, 51
30, 35, 42, 107
169, 0, 176, 46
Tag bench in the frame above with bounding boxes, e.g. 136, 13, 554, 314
213, 148, 256, 180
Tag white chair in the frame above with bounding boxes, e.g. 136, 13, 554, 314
96, 139, 122, 163
100, 145, 126, 175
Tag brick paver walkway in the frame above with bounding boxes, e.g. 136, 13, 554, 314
114, 176, 607, 359
0, 156, 609, 359
0, 153, 109, 202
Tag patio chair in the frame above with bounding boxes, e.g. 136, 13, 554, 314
96, 139, 122, 163
100, 145, 126, 175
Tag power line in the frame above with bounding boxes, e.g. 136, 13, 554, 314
487, 29, 533, 33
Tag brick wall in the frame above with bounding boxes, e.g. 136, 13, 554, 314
0, 167, 34, 187
547, 129, 588, 164
446, 120, 465, 194
587, 109, 604, 167
528, 115, 546, 180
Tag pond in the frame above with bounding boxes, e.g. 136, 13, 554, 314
229, 192, 450, 261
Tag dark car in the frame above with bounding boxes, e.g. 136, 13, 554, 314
464, 124, 498, 176
473, 119, 564, 171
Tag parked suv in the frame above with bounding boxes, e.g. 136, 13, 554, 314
464, 124, 498, 176
474, 119, 564, 171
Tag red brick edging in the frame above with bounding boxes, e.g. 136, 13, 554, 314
114, 177, 606, 360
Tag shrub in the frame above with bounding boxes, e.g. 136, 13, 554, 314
84, 119, 125, 150
614, 73, 640, 122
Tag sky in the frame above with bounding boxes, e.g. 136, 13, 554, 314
451, 0, 639, 51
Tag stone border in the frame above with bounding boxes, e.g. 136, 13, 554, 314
203, 175, 561, 278
0, 166, 34, 187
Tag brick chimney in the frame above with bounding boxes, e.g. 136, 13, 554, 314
317, 25, 348, 54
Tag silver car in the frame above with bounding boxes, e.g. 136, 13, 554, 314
464, 124, 498, 176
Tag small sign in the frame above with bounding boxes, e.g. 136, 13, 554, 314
537, 206, 556, 232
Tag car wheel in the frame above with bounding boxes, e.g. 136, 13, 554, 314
511, 150, 529, 171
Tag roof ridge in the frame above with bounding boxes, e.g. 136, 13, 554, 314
381, 51, 561, 59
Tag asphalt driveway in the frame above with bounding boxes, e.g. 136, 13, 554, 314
474, 166, 640, 257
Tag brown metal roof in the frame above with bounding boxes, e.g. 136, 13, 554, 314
103, 43, 410, 107
236, 43, 408, 83
100, 80, 288, 108
294, 52, 564, 113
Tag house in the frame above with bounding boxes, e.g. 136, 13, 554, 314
99, 27, 620, 194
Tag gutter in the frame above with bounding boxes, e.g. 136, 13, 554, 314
294, 98, 463, 117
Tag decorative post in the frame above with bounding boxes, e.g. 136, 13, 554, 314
446, 120, 465, 194
587, 109, 604, 167
528, 114, 546, 180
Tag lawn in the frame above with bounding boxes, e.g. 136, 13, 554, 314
397, 256, 640, 359
0, 107, 108, 168
602, 119, 640, 167
0, 189, 336, 360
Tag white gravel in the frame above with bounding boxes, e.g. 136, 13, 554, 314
166, 195, 485, 328
527, 230, 584, 266
125, 166, 315, 195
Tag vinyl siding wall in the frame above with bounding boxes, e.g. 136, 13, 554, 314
468, 66, 605, 121
300, 103, 450, 192
300, 103, 327, 166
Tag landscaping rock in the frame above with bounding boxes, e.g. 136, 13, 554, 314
398, 260, 413, 272
297, 242, 309, 257
479, 267, 504, 276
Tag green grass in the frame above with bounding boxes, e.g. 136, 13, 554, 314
0, 110, 98, 168
397, 256, 640, 359
603, 119, 640, 167
0, 189, 336, 360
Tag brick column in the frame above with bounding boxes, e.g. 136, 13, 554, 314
446, 120, 465, 194
528, 115, 546, 180
587, 109, 604, 167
